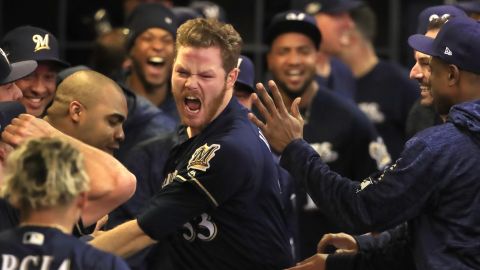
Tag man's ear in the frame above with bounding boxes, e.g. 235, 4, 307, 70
226, 67, 239, 90
68, 101, 85, 123
447, 64, 460, 86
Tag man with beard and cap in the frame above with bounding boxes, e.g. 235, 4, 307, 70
251, 16, 480, 270
123, 3, 180, 122
90, 18, 293, 269
1, 26, 69, 117
265, 10, 390, 260
406, 5, 467, 138
307, 6, 465, 270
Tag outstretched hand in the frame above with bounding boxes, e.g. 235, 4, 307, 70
248, 80, 304, 154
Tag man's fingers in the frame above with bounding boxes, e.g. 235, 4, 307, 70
318, 233, 337, 252
251, 93, 272, 123
268, 80, 289, 116
291, 97, 303, 121
95, 215, 109, 231
256, 82, 279, 118
335, 249, 353, 254
248, 112, 267, 132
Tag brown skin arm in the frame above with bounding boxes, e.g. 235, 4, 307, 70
2, 114, 136, 226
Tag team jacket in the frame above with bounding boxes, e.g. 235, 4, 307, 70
281, 100, 480, 269
297, 87, 390, 258
137, 98, 293, 269
355, 60, 419, 160
0, 226, 129, 270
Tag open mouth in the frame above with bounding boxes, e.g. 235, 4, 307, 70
147, 56, 165, 67
184, 96, 201, 113
285, 69, 303, 81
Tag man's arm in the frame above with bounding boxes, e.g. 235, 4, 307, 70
249, 80, 440, 234
2, 114, 136, 226
90, 219, 156, 258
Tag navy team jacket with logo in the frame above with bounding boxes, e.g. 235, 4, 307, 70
137, 98, 293, 269
281, 100, 480, 269
298, 87, 390, 259
355, 60, 419, 160
0, 226, 129, 269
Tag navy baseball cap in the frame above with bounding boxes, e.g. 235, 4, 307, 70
235, 55, 255, 93
0, 101, 26, 132
1, 26, 69, 67
0, 48, 37, 85
416, 5, 467, 34
456, 1, 480, 13
266, 10, 322, 49
172, 7, 202, 26
126, 3, 178, 50
190, 1, 227, 22
305, 0, 364, 14
408, 17, 480, 74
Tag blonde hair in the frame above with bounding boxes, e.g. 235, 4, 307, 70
0, 137, 89, 212
175, 18, 243, 73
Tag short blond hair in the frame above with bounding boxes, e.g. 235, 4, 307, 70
175, 18, 243, 74
1, 137, 89, 212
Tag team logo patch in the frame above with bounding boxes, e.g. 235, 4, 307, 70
188, 143, 221, 171
32, 34, 50, 52
357, 162, 398, 192
310, 142, 338, 163
369, 137, 392, 170
358, 102, 385, 123
22, 232, 45, 245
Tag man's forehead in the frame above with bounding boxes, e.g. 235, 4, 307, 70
175, 47, 223, 67
141, 27, 174, 38
272, 33, 317, 48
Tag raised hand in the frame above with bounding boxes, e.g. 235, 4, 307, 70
248, 80, 304, 154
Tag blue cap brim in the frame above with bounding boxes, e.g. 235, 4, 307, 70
408, 34, 437, 57
456, 2, 480, 13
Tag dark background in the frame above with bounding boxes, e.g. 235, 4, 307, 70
0, 0, 444, 80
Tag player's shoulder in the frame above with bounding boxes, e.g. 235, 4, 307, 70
74, 239, 129, 270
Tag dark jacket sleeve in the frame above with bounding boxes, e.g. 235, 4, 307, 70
280, 138, 440, 234
326, 224, 415, 270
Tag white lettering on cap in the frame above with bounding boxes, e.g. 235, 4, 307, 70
286, 12, 306, 21
0, 48, 10, 64
444, 47, 452, 56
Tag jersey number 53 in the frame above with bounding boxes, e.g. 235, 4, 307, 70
182, 213, 217, 242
